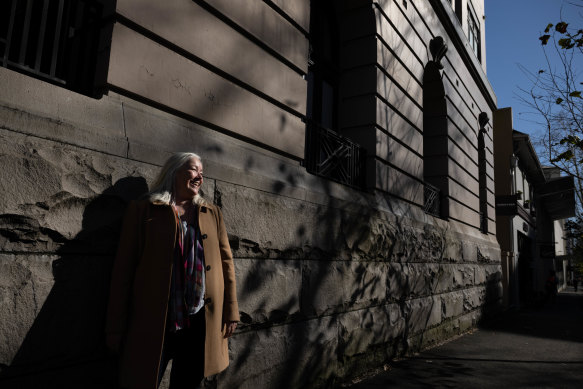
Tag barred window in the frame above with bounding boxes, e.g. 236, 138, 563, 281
0, 0, 113, 97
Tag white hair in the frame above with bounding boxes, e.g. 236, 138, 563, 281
147, 152, 206, 205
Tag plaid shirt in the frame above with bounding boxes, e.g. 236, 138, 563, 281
168, 206, 205, 331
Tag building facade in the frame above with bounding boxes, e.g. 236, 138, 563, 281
493, 108, 575, 308
543, 167, 574, 290
0, 1, 501, 388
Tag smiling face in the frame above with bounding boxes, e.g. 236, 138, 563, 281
174, 157, 204, 202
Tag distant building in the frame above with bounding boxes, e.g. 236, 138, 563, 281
543, 166, 575, 290
0, 1, 502, 388
493, 108, 575, 308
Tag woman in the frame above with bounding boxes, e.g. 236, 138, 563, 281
106, 152, 239, 389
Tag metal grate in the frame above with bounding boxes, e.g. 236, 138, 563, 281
305, 122, 365, 188
479, 211, 488, 233
0, 0, 104, 94
424, 183, 441, 217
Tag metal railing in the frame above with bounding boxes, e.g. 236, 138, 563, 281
305, 122, 365, 188
0, 0, 104, 94
423, 183, 441, 217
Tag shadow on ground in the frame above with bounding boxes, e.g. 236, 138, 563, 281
345, 290, 583, 388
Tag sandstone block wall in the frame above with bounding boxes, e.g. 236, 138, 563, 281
0, 0, 502, 387
0, 66, 501, 387
220, 179, 501, 388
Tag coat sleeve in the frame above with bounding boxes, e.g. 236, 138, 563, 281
216, 207, 240, 323
105, 200, 143, 353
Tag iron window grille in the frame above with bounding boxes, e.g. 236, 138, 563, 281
0, 0, 108, 96
424, 182, 441, 217
305, 121, 365, 188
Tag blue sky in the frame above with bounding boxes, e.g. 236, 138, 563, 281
485, 0, 581, 141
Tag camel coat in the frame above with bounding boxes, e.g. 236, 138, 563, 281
105, 199, 239, 389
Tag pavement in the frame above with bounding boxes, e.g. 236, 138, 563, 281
343, 287, 583, 389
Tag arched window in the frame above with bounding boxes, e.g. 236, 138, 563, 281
478, 112, 489, 232
423, 37, 449, 218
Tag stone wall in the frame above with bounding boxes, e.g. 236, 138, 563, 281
0, 0, 503, 386
0, 67, 502, 387
0, 130, 154, 388
221, 180, 502, 388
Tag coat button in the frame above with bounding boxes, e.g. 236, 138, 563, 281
205, 297, 212, 305
206, 265, 211, 271
202, 234, 208, 239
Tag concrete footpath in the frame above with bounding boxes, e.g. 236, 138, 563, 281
343, 287, 583, 388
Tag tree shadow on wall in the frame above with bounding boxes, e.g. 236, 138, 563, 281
219, 156, 434, 389
0, 176, 148, 389
221, 142, 503, 388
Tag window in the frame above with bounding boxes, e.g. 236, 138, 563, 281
453, 0, 462, 23
478, 130, 488, 232
306, 0, 339, 130
423, 57, 449, 218
467, 4, 481, 61
478, 112, 490, 232
0, 0, 113, 97
305, 0, 365, 188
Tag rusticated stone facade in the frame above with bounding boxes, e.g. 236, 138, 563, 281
221, 180, 501, 388
0, 127, 154, 388
0, 0, 501, 388
0, 82, 501, 388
